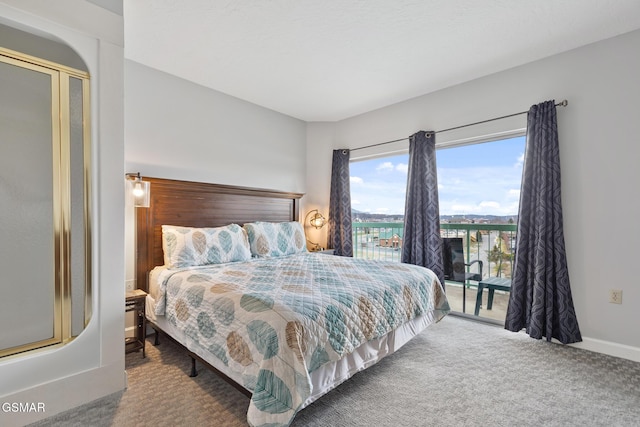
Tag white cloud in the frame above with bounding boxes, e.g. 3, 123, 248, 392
351, 199, 361, 205
442, 199, 519, 216
350, 176, 363, 185
479, 201, 500, 209
450, 203, 480, 214
376, 162, 394, 172
504, 201, 520, 213
375, 207, 390, 213
396, 163, 408, 174
515, 153, 525, 168
507, 189, 520, 199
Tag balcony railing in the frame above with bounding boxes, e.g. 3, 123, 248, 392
352, 221, 517, 320
440, 223, 517, 280
353, 222, 517, 277
352, 222, 405, 262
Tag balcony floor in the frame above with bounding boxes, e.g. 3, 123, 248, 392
444, 283, 509, 322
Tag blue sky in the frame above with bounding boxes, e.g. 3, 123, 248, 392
350, 136, 526, 216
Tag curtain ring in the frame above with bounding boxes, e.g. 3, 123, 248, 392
341, 149, 348, 155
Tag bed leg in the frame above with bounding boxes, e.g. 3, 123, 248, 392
189, 356, 198, 377
153, 327, 160, 346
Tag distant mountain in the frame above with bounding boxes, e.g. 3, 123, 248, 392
352, 210, 404, 221
352, 209, 516, 223
440, 214, 518, 224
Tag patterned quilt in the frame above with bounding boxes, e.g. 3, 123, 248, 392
154, 252, 449, 427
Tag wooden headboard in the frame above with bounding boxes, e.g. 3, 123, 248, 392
135, 177, 304, 293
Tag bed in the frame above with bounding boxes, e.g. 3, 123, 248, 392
136, 177, 450, 427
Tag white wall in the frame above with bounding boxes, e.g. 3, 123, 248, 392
307, 30, 640, 360
304, 122, 336, 249
0, 1, 125, 426
125, 60, 306, 193
124, 60, 307, 286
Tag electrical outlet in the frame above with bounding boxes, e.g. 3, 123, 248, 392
609, 289, 622, 304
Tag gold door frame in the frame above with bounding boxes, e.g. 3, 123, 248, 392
0, 46, 92, 358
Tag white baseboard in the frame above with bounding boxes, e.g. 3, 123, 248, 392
570, 337, 640, 363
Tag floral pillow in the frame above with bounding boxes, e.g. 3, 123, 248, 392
243, 221, 307, 258
161, 223, 251, 269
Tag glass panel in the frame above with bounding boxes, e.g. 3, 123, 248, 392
349, 136, 525, 323
0, 60, 56, 350
69, 76, 86, 336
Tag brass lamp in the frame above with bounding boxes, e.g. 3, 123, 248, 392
126, 172, 151, 208
307, 209, 326, 229
305, 209, 326, 251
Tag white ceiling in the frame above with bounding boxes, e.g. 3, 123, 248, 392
124, 0, 640, 122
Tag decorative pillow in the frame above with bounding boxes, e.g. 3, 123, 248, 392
243, 221, 307, 258
161, 223, 251, 269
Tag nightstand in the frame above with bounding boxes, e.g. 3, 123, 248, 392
125, 289, 147, 358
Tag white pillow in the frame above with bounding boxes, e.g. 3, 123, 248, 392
161, 223, 251, 269
243, 221, 307, 258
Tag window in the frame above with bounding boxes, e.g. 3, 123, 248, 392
350, 135, 525, 320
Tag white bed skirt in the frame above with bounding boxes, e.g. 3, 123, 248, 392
146, 293, 437, 408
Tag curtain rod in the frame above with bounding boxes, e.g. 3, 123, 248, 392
349, 99, 568, 152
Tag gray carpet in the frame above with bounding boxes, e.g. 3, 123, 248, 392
29, 316, 640, 427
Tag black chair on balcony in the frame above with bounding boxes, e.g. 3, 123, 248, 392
442, 237, 483, 314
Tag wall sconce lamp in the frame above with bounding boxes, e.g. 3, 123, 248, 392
305, 209, 327, 251
126, 172, 150, 208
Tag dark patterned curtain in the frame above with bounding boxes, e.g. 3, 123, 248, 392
401, 131, 444, 286
328, 149, 353, 257
505, 100, 581, 344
